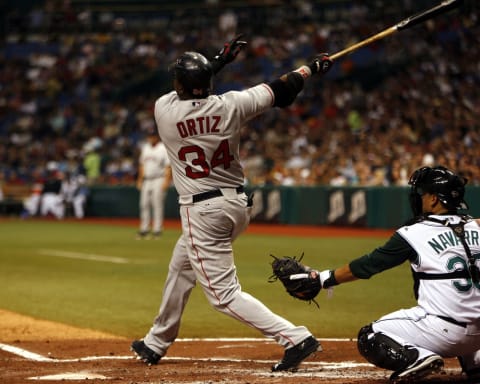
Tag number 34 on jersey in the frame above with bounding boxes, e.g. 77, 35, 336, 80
179, 139, 234, 180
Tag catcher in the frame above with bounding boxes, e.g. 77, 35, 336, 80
270, 166, 480, 383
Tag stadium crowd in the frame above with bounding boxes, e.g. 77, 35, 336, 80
1, 0, 479, 203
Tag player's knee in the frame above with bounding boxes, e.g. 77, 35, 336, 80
357, 324, 418, 371
209, 287, 239, 310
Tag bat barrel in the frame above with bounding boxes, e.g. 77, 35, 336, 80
396, 0, 463, 31
328, 0, 463, 61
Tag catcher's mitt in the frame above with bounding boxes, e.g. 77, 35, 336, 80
268, 252, 321, 307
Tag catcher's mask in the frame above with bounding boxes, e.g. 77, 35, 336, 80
171, 51, 213, 99
408, 166, 468, 216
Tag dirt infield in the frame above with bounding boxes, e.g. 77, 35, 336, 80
0, 220, 470, 383
0, 308, 469, 384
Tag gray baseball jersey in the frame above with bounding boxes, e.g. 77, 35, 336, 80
139, 141, 170, 178
154, 85, 273, 196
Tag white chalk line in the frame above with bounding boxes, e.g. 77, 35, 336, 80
2, 339, 382, 381
177, 337, 355, 342
1, 339, 459, 382
0, 338, 366, 368
29, 372, 109, 381
37, 249, 150, 264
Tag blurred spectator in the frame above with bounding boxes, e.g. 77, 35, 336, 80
0, 1, 479, 190
21, 181, 44, 218
62, 173, 89, 219
39, 164, 65, 219
0, 174, 4, 203
82, 139, 102, 185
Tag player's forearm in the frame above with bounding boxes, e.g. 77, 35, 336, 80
165, 166, 172, 182
136, 167, 144, 189
268, 54, 333, 108
333, 265, 359, 284
162, 167, 172, 190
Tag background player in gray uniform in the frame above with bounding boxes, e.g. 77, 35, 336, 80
312, 166, 480, 382
136, 128, 172, 239
131, 35, 332, 371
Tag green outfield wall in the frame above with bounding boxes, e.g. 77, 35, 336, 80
86, 185, 480, 229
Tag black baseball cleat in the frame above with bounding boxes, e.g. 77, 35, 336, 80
390, 354, 444, 382
464, 367, 480, 381
136, 231, 150, 240
271, 336, 320, 372
131, 339, 162, 365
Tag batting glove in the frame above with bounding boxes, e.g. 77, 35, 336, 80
212, 34, 247, 74
308, 53, 333, 75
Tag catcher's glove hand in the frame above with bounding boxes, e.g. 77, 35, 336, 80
268, 252, 321, 307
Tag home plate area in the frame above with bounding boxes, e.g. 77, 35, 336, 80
0, 338, 470, 383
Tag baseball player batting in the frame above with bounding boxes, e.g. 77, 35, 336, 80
277, 166, 480, 382
131, 34, 332, 372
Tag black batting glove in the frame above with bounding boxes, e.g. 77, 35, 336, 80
216, 34, 247, 64
308, 53, 333, 75
211, 34, 247, 74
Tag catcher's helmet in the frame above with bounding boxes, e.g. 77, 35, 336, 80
408, 166, 468, 216
172, 51, 213, 98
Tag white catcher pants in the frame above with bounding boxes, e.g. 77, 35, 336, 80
40, 193, 65, 219
372, 306, 480, 371
144, 191, 311, 356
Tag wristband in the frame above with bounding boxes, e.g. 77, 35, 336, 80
294, 65, 312, 79
319, 270, 339, 289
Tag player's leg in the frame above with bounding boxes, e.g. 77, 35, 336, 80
138, 182, 151, 236
357, 324, 420, 371
357, 306, 476, 380
73, 195, 86, 219
457, 322, 480, 380
23, 195, 40, 216
181, 195, 313, 348
151, 178, 166, 235
372, 306, 478, 356
40, 193, 53, 216
53, 194, 65, 219
136, 235, 196, 361
458, 351, 480, 381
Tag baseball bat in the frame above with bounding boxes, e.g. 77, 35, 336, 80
329, 0, 463, 61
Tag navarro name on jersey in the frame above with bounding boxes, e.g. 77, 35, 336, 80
429, 229, 480, 254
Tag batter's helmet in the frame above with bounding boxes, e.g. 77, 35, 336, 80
172, 51, 213, 98
408, 166, 468, 216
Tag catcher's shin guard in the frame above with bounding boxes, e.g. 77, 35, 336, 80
357, 325, 418, 372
